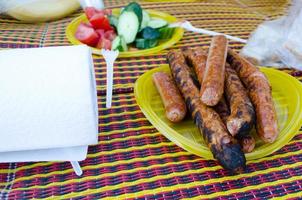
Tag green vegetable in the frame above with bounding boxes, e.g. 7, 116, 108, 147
135, 38, 158, 49
112, 35, 128, 52
108, 15, 118, 29
147, 18, 168, 29
159, 26, 175, 39
117, 11, 140, 44
139, 27, 160, 40
140, 10, 150, 30
123, 2, 143, 26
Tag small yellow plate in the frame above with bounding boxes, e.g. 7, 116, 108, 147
134, 64, 302, 160
66, 9, 184, 57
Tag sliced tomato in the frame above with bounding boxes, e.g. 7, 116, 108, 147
81, 22, 92, 28
100, 17, 113, 31
104, 30, 116, 41
89, 14, 113, 31
75, 23, 99, 47
85, 7, 112, 18
96, 36, 112, 50
84, 7, 98, 20
104, 9, 112, 15
95, 29, 105, 38
85, 22, 92, 27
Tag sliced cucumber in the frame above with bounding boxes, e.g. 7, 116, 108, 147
140, 10, 150, 30
108, 15, 118, 29
112, 36, 128, 52
112, 36, 121, 51
139, 27, 160, 40
135, 38, 158, 49
147, 18, 168, 29
123, 2, 143, 26
117, 11, 139, 44
159, 26, 175, 39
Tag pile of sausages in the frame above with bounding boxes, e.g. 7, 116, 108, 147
152, 35, 278, 173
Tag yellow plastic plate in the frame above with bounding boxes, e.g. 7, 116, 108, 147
66, 9, 184, 57
134, 64, 302, 160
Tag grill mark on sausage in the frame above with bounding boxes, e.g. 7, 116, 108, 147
213, 96, 256, 153
227, 49, 278, 143
224, 63, 255, 137
167, 50, 246, 173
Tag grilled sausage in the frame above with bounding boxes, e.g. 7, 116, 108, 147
214, 97, 230, 123
227, 49, 278, 143
224, 63, 255, 138
200, 35, 228, 106
183, 47, 255, 151
239, 135, 255, 153
182, 47, 207, 84
153, 72, 187, 123
167, 50, 246, 173
214, 97, 255, 153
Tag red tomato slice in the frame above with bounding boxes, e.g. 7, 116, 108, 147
82, 22, 92, 28
104, 9, 112, 15
85, 7, 112, 19
103, 18, 113, 30
104, 30, 117, 41
85, 22, 93, 27
96, 36, 112, 50
95, 29, 105, 38
75, 23, 99, 47
84, 7, 98, 20
100, 17, 113, 31
89, 14, 113, 31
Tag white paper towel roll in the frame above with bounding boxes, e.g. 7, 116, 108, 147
0, 45, 98, 152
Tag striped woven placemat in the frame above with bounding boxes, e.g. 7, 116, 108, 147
1, 0, 302, 199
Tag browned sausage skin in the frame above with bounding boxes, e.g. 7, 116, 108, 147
214, 97, 255, 153
167, 50, 246, 173
182, 47, 207, 84
152, 72, 187, 123
183, 47, 256, 152
214, 97, 230, 123
183, 48, 255, 139
227, 49, 278, 143
224, 63, 255, 138
239, 135, 256, 153
200, 35, 228, 106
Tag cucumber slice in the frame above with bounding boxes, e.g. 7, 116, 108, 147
112, 36, 121, 50
108, 15, 118, 29
112, 36, 128, 52
117, 11, 139, 44
123, 2, 143, 26
159, 26, 175, 39
147, 18, 168, 29
140, 10, 150, 30
135, 38, 158, 49
139, 27, 160, 40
